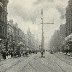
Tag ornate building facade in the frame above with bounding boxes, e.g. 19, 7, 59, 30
7, 20, 25, 50
7, 20, 14, 48
0, 0, 8, 39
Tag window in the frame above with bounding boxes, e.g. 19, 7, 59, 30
0, 26, 2, 34
3, 27, 5, 36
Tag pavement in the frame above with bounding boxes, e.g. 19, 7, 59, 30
0, 52, 72, 72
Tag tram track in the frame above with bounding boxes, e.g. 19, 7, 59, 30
54, 53, 72, 66
2, 57, 25, 72
45, 53, 69, 72
0, 57, 21, 67
24, 56, 64, 72
5, 54, 37, 72
23, 53, 67, 72
21, 53, 72, 72
41, 57, 66, 72
0, 53, 71, 72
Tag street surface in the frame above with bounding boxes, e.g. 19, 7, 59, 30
0, 52, 72, 72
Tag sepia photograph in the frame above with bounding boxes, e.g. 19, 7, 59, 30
0, 0, 72, 72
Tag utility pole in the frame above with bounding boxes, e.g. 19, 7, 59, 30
40, 9, 54, 57
41, 9, 44, 50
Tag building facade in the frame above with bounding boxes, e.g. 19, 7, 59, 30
18, 28, 25, 43
66, 0, 72, 36
0, 0, 8, 39
60, 24, 66, 39
7, 20, 14, 49
7, 20, 25, 50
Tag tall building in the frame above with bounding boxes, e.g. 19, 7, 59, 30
66, 0, 72, 36
13, 23, 19, 43
27, 28, 31, 48
7, 20, 14, 43
0, 0, 8, 39
60, 24, 66, 39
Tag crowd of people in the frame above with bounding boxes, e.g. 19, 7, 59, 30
0, 48, 22, 60
0, 47, 46, 60
1, 49, 13, 59
0, 49, 38, 60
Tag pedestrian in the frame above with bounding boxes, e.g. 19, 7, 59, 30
6, 51, 8, 59
41, 51, 43, 57
40, 49, 45, 57
10, 50, 13, 58
58, 49, 60, 53
1, 50, 6, 59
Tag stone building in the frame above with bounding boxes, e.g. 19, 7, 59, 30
7, 20, 25, 50
60, 24, 66, 39
7, 20, 14, 41
13, 23, 19, 43
7, 20, 14, 49
0, 0, 8, 39
0, 0, 8, 50
18, 28, 25, 43
66, 0, 72, 36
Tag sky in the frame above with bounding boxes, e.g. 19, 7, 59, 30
7, 0, 69, 49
